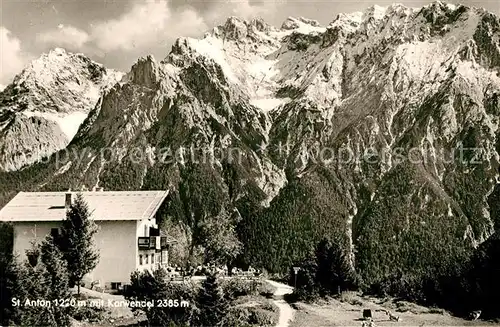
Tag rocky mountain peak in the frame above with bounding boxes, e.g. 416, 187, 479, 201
282, 16, 322, 30
128, 55, 159, 87
1, 3, 500, 289
222, 16, 248, 39
249, 17, 271, 33
2, 48, 121, 114
207, 16, 273, 42
0, 48, 123, 171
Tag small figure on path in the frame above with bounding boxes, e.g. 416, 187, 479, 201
362, 318, 376, 327
384, 310, 400, 322
470, 310, 481, 320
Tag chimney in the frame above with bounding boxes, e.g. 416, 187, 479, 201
65, 193, 72, 209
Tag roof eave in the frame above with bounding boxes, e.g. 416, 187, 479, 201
143, 190, 169, 220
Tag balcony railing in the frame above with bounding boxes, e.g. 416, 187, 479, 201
138, 237, 151, 250
151, 236, 158, 249
138, 236, 169, 250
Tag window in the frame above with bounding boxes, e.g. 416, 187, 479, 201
145, 254, 149, 264
150, 227, 160, 236
111, 282, 122, 290
151, 254, 155, 264
139, 255, 143, 265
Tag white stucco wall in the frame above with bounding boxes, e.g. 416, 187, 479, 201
13, 221, 61, 260
90, 220, 137, 286
12, 220, 138, 287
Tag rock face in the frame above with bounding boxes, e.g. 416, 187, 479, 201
1, 2, 500, 282
0, 48, 123, 171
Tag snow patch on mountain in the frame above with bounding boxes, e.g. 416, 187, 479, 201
55, 161, 73, 176
444, 11, 481, 47
329, 12, 364, 33
187, 36, 239, 83
281, 16, 326, 34
395, 41, 449, 81
246, 58, 278, 90
363, 4, 388, 21
22, 111, 88, 140
250, 98, 290, 112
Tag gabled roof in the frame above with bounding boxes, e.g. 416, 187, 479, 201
0, 191, 169, 222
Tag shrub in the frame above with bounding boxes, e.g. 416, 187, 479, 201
368, 272, 426, 302
260, 301, 279, 313
428, 308, 446, 314
339, 291, 363, 306
223, 301, 278, 327
125, 269, 196, 326
224, 307, 252, 327
222, 279, 276, 300
70, 304, 105, 323
289, 257, 318, 301
258, 282, 276, 298
283, 292, 300, 303
247, 307, 276, 326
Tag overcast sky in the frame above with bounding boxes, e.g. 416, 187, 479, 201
0, 0, 498, 87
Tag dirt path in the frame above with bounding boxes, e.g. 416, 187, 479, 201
266, 280, 295, 327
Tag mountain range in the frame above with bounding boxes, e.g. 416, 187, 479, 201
0, 1, 499, 286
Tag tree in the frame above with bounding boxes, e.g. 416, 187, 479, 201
57, 193, 99, 294
18, 235, 71, 327
289, 257, 318, 301
464, 232, 500, 319
0, 254, 21, 326
0, 223, 19, 326
195, 273, 228, 327
315, 237, 355, 296
125, 268, 195, 326
199, 208, 242, 265
291, 237, 356, 301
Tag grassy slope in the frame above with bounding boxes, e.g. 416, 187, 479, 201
289, 293, 499, 327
